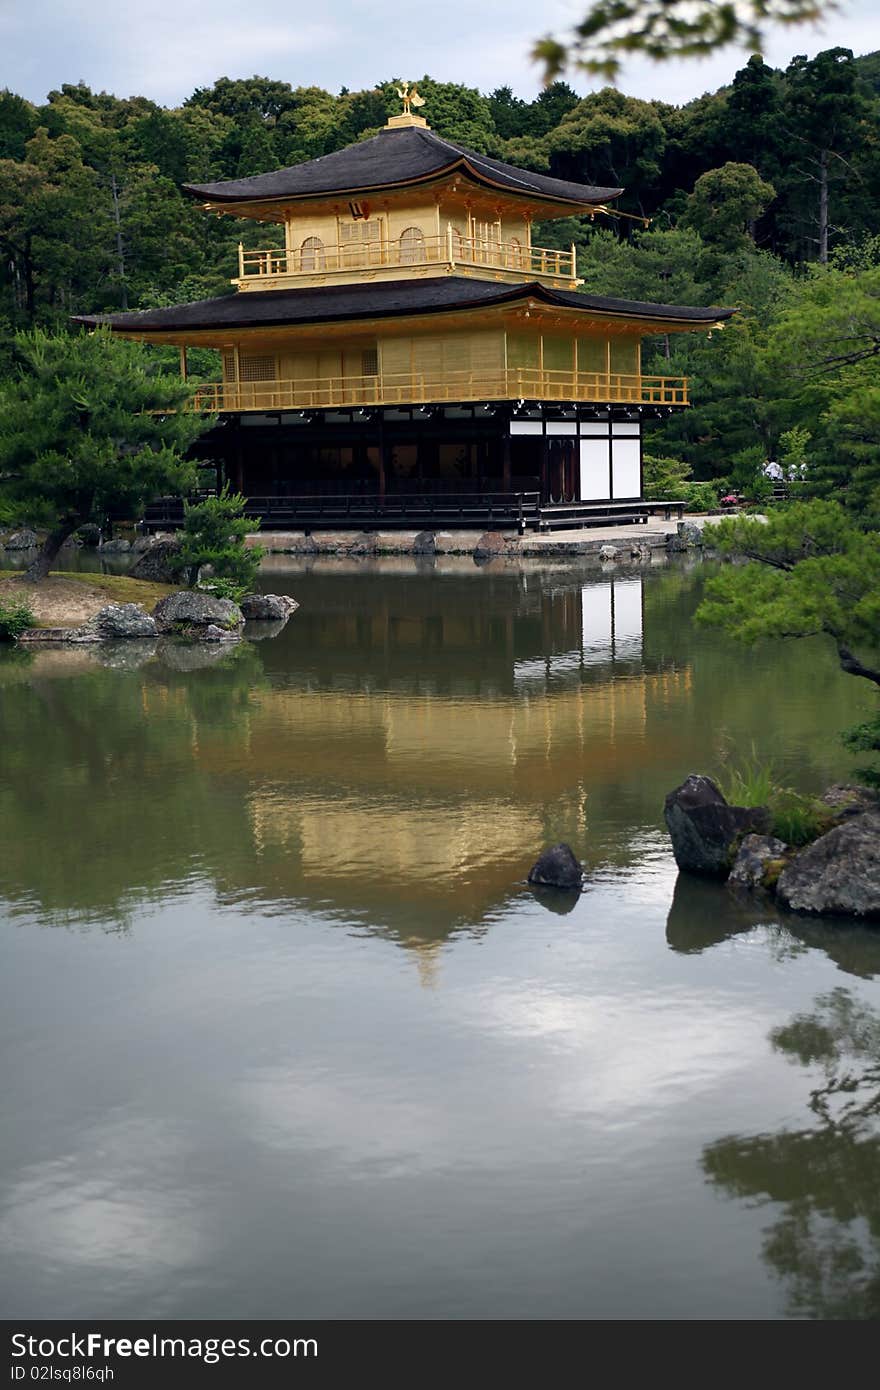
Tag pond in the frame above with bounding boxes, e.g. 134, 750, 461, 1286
1, 555, 879, 1320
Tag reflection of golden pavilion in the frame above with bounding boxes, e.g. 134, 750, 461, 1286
188, 578, 693, 936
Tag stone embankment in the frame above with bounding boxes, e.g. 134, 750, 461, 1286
16, 591, 298, 647
664, 774, 880, 920
244, 517, 709, 564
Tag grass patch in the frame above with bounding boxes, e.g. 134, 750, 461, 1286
0, 570, 176, 609
718, 746, 834, 846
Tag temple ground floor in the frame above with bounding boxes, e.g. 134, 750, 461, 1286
146, 401, 679, 532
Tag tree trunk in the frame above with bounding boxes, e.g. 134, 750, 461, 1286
24, 521, 78, 581
818, 149, 829, 266
110, 173, 129, 311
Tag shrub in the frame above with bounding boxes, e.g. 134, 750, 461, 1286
643, 453, 692, 500
843, 713, 880, 789
768, 790, 834, 846
0, 598, 35, 640
175, 486, 263, 595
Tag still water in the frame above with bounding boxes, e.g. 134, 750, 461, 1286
2, 556, 879, 1321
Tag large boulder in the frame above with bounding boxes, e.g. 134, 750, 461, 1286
239, 593, 299, 621
1, 528, 38, 550
473, 531, 507, 562
728, 834, 790, 891
412, 531, 436, 555
80, 603, 158, 640
666, 521, 704, 553
527, 843, 584, 890
98, 537, 130, 554
129, 539, 183, 583
153, 590, 243, 640
776, 813, 880, 918
664, 774, 771, 878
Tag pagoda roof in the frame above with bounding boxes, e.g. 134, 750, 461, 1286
75, 278, 734, 334
182, 125, 622, 210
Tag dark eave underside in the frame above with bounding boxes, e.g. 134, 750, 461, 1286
73, 279, 734, 335
182, 126, 621, 209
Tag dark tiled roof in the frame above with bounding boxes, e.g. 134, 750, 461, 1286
182, 126, 622, 207
74, 279, 734, 334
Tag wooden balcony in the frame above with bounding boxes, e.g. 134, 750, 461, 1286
192, 368, 688, 413
235, 233, 578, 288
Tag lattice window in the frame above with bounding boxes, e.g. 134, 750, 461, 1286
361, 346, 379, 377
340, 219, 382, 266
340, 220, 381, 244
399, 226, 425, 265
222, 350, 236, 381
239, 354, 277, 382
300, 236, 325, 271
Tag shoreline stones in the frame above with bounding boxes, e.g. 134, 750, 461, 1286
152, 590, 243, 641
776, 813, 880, 919
664, 774, 771, 878
665, 772, 880, 921
239, 593, 299, 621
528, 843, 584, 891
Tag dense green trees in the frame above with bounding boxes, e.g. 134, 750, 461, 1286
0, 329, 209, 577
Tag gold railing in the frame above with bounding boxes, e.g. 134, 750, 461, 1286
193, 368, 688, 412
237, 233, 577, 282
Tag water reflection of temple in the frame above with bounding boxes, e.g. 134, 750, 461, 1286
184, 571, 693, 957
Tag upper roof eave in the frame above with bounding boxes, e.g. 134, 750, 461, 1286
72, 278, 736, 337
181, 126, 622, 210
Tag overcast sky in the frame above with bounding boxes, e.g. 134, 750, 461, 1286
2, 0, 878, 109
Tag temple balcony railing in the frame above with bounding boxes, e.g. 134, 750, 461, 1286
191, 368, 688, 413
235, 233, 578, 288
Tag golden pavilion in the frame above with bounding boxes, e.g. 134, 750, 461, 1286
77, 88, 732, 531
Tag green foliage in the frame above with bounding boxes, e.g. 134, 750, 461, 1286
682, 163, 776, 252
699, 501, 880, 659
718, 747, 834, 844
699, 500, 880, 785
534, 0, 827, 82
842, 715, 880, 788
0, 327, 209, 573
768, 789, 834, 846
717, 748, 777, 808
176, 486, 263, 596
0, 597, 34, 640
642, 452, 692, 499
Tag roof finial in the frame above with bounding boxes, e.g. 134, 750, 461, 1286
385, 81, 429, 130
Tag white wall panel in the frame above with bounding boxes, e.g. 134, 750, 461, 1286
611, 438, 641, 498
579, 438, 609, 500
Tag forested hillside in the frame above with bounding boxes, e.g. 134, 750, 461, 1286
2, 52, 879, 497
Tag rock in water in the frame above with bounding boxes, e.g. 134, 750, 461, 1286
153, 590, 243, 639
528, 843, 584, 890
776, 813, 880, 918
80, 603, 158, 640
728, 834, 790, 891
239, 593, 299, 621
129, 539, 182, 583
664, 773, 770, 878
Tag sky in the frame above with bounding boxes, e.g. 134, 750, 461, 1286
1, 0, 879, 110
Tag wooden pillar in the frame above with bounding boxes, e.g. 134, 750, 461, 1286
179, 346, 188, 381
540, 429, 549, 503
378, 420, 388, 501
502, 432, 512, 492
